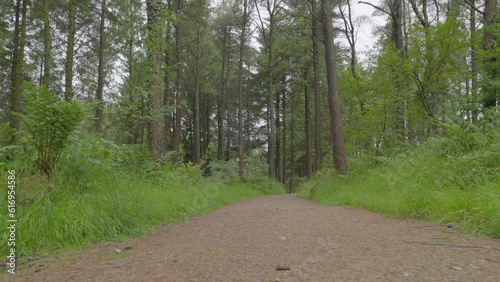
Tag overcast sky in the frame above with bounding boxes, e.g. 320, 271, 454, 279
333, 0, 386, 63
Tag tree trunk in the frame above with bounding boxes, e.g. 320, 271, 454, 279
164, 0, 172, 150
281, 82, 287, 184
65, 0, 76, 101
94, 0, 106, 133
482, 0, 498, 108
173, 0, 183, 154
469, 0, 478, 122
267, 16, 276, 180
146, 0, 167, 160
393, 0, 405, 141
275, 84, 281, 181
311, 0, 322, 172
194, 28, 201, 164
8, 0, 27, 137
217, 27, 227, 160
321, 0, 348, 174
41, 0, 50, 87
304, 68, 312, 178
237, 0, 248, 178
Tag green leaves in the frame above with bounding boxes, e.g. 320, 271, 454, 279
20, 83, 85, 175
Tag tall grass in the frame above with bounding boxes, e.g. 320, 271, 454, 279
300, 115, 500, 238
0, 137, 284, 257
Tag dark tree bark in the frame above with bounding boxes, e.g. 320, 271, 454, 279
65, 0, 76, 101
482, 0, 498, 108
469, 0, 478, 122
41, 0, 50, 87
94, 0, 106, 133
9, 0, 28, 137
321, 0, 348, 174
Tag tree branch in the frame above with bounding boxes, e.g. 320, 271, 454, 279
358, 1, 391, 16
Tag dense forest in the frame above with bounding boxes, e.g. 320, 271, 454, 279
0, 0, 498, 256
1, 0, 498, 177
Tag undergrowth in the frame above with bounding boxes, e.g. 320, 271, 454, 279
0, 135, 284, 258
299, 112, 500, 238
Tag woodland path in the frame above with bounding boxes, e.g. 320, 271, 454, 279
12, 194, 500, 281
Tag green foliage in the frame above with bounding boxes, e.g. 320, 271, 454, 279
19, 83, 84, 176
300, 118, 500, 238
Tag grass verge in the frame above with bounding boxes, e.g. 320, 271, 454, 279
0, 153, 284, 258
299, 120, 500, 238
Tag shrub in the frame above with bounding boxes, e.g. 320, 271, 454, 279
19, 83, 84, 176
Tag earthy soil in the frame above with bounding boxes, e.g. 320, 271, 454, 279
9, 195, 500, 281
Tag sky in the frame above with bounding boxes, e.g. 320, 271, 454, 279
211, 0, 388, 64
333, 0, 386, 63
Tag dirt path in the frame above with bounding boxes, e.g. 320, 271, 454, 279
11, 195, 500, 281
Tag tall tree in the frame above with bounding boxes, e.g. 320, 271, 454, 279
64, 0, 76, 100
482, 0, 498, 108
469, 0, 478, 122
237, 0, 250, 178
41, 0, 50, 87
255, 0, 283, 179
321, 0, 347, 174
173, 0, 183, 154
308, 0, 322, 172
339, 0, 357, 78
9, 0, 28, 138
146, 0, 167, 159
95, 0, 107, 133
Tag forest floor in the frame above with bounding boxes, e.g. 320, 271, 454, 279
10, 194, 500, 281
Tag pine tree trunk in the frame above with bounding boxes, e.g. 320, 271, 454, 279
8, 0, 27, 137
311, 0, 322, 172
95, 0, 106, 133
469, 0, 478, 122
237, 0, 248, 178
482, 0, 498, 108
41, 0, 50, 87
193, 28, 201, 164
304, 68, 312, 178
173, 0, 183, 154
321, 0, 348, 174
267, 18, 276, 180
65, 0, 76, 101
146, 0, 167, 160
217, 27, 226, 160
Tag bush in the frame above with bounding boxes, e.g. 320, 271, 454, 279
19, 83, 84, 176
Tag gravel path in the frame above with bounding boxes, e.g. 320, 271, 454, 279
12, 194, 500, 281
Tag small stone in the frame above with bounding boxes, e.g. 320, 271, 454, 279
35, 268, 42, 272
114, 248, 122, 254
447, 222, 456, 228
279, 236, 287, 241
276, 265, 290, 271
